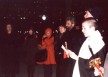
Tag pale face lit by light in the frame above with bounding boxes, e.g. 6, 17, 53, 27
59, 26, 66, 34
6, 24, 12, 32
84, 11, 93, 19
29, 29, 33, 35
45, 31, 51, 37
82, 22, 94, 37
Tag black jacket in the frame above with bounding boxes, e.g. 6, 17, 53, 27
65, 27, 84, 55
55, 32, 67, 64
24, 35, 38, 65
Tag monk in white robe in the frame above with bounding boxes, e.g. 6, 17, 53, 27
66, 18, 105, 77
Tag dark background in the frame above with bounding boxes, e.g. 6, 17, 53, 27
0, 0, 107, 77
0, 0, 107, 31
0, 0, 107, 45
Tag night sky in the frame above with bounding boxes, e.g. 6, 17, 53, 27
0, 0, 107, 34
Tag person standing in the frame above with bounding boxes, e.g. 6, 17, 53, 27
84, 8, 107, 77
1, 24, 18, 77
37, 28, 56, 77
67, 18, 105, 77
55, 25, 67, 77
24, 27, 38, 77
63, 17, 83, 77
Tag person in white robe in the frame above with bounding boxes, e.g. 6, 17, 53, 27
65, 18, 105, 77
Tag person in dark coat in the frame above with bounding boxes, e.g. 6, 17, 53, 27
67, 18, 105, 77
1, 24, 18, 77
63, 17, 84, 77
24, 27, 38, 77
55, 25, 67, 77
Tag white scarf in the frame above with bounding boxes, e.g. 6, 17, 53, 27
72, 30, 105, 77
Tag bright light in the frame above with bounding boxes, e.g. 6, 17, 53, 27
23, 17, 26, 19
42, 15, 46, 20
20, 17, 23, 20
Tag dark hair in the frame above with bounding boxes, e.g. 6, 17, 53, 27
29, 26, 34, 31
59, 25, 66, 29
66, 17, 76, 25
82, 17, 98, 30
6, 24, 12, 27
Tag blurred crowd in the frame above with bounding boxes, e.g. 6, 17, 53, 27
0, 7, 107, 77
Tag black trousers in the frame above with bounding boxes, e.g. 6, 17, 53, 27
27, 64, 35, 77
44, 65, 53, 77
64, 59, 75, 77
56, 63, 66, 77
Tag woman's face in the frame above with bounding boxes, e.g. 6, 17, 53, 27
45, 28, 52, 37
59, 26, 66, 34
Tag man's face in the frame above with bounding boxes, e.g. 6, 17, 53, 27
6, 24, 12, 32
29, 29, 33, 35
66, 20, 74, 28
59, 26, 66, 34
84, 11, 93, 19
82, 22, 94, 37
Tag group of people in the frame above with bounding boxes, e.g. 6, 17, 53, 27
0, 7, 107, 77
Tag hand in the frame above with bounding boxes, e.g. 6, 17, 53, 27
65, 52, 70, 58
100, 67, 104, 74
94, 67, 104, 76
61, 45, 78, 59
94, 67, 100, 76
42, 34, 46, 39
67, 50, 78, 60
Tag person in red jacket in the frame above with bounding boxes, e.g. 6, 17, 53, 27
37, 27, 56, 77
